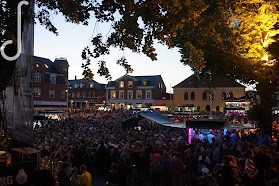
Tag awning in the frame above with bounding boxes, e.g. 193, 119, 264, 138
178, 104, 194, 107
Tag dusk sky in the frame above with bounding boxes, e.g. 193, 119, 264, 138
34, 12, 193, 92
34, 12, 254, 91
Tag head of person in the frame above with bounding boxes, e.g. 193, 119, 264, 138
245, 149, 254, 159
80, 165, 87, 174
62, 162, 71, 172
111, 163, 118, 171
71, 167, 77, 176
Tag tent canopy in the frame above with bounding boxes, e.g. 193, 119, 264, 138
121, 111, 185, 129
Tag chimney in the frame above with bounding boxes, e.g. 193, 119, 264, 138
75, 76, 77, 80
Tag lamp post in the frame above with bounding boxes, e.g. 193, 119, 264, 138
208, 71, 213, 116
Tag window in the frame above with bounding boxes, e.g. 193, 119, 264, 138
216, 106, 220, 112
203, 92, 207, 100
209, 92, 214, 100
222, 92, 226, 100
111, 91, 116, 99
136, 103, 142, 108
142, 81, 147, 86
136, 90, 142, 99
159, 83, 163, 88
82, 92, 86, 98
89, 92, 95, 98
74, 84, 78, 88
77, 92, 80, 98
119, 81, 124, 88
128, 81, 133, 88
50, 75, 56, 84
119, 91, 124, 99
191, 92, 195, 100
206, 105, 211, 112
72, 92, 75, 98
184, 92, 188, 100
49, 90, 55, 98
229, 92, 233, 98
61, 91, 65, 99
63, 68, 67, 71
34, 88, 41, 97
146, 90, 152, 99
34, 73, 41, 82
44, 64, 49, 68
80, 83, 83, 88
90, 83, 94, 88
128, 90, 133, 99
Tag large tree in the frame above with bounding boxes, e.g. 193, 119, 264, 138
1, 0, 279, 132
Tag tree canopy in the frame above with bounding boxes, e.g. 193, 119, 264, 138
1, 0, 279, 129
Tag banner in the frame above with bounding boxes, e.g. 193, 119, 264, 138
4, 1, 34, 146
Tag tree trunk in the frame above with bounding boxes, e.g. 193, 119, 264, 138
256, 80, 274, 136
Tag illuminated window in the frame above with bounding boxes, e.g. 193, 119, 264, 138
90, 83, 94, 88
111, 91, 116, 99
142, 81, 147, 86
119, 81, 124, 88
44, 64, 49, 68
34, 88, 41, 97
128, 81, 133, 88
34, 73, 41, 82
136, 90, 142, 99
128, 90, 133, 99
136, 103, 142, 108
36, 64, 39, 68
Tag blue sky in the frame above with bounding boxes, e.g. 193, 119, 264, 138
34, 13, 193, 92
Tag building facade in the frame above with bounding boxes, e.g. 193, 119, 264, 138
33, 56, 69, 113
173, 74, 246, 112
106, 75, 166, 109
68, 78, 106, 110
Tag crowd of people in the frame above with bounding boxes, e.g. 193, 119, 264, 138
34, 110, 279, 186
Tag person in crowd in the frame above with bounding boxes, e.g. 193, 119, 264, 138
79, 165, 92, 186
70, 167, 79, 186
150, 155, 161, 186
169, 152, 185, 186
58, 162, 71, 186
106, 163, 120, 186
34, 110, 279, 185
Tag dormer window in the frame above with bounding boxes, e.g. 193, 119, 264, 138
128, 81, 133, 88
142, 81, 147, 86
90, 83, 94, 88
119, 81, 124, 88
50, 75, 56, 84
44, 64, 49, 68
